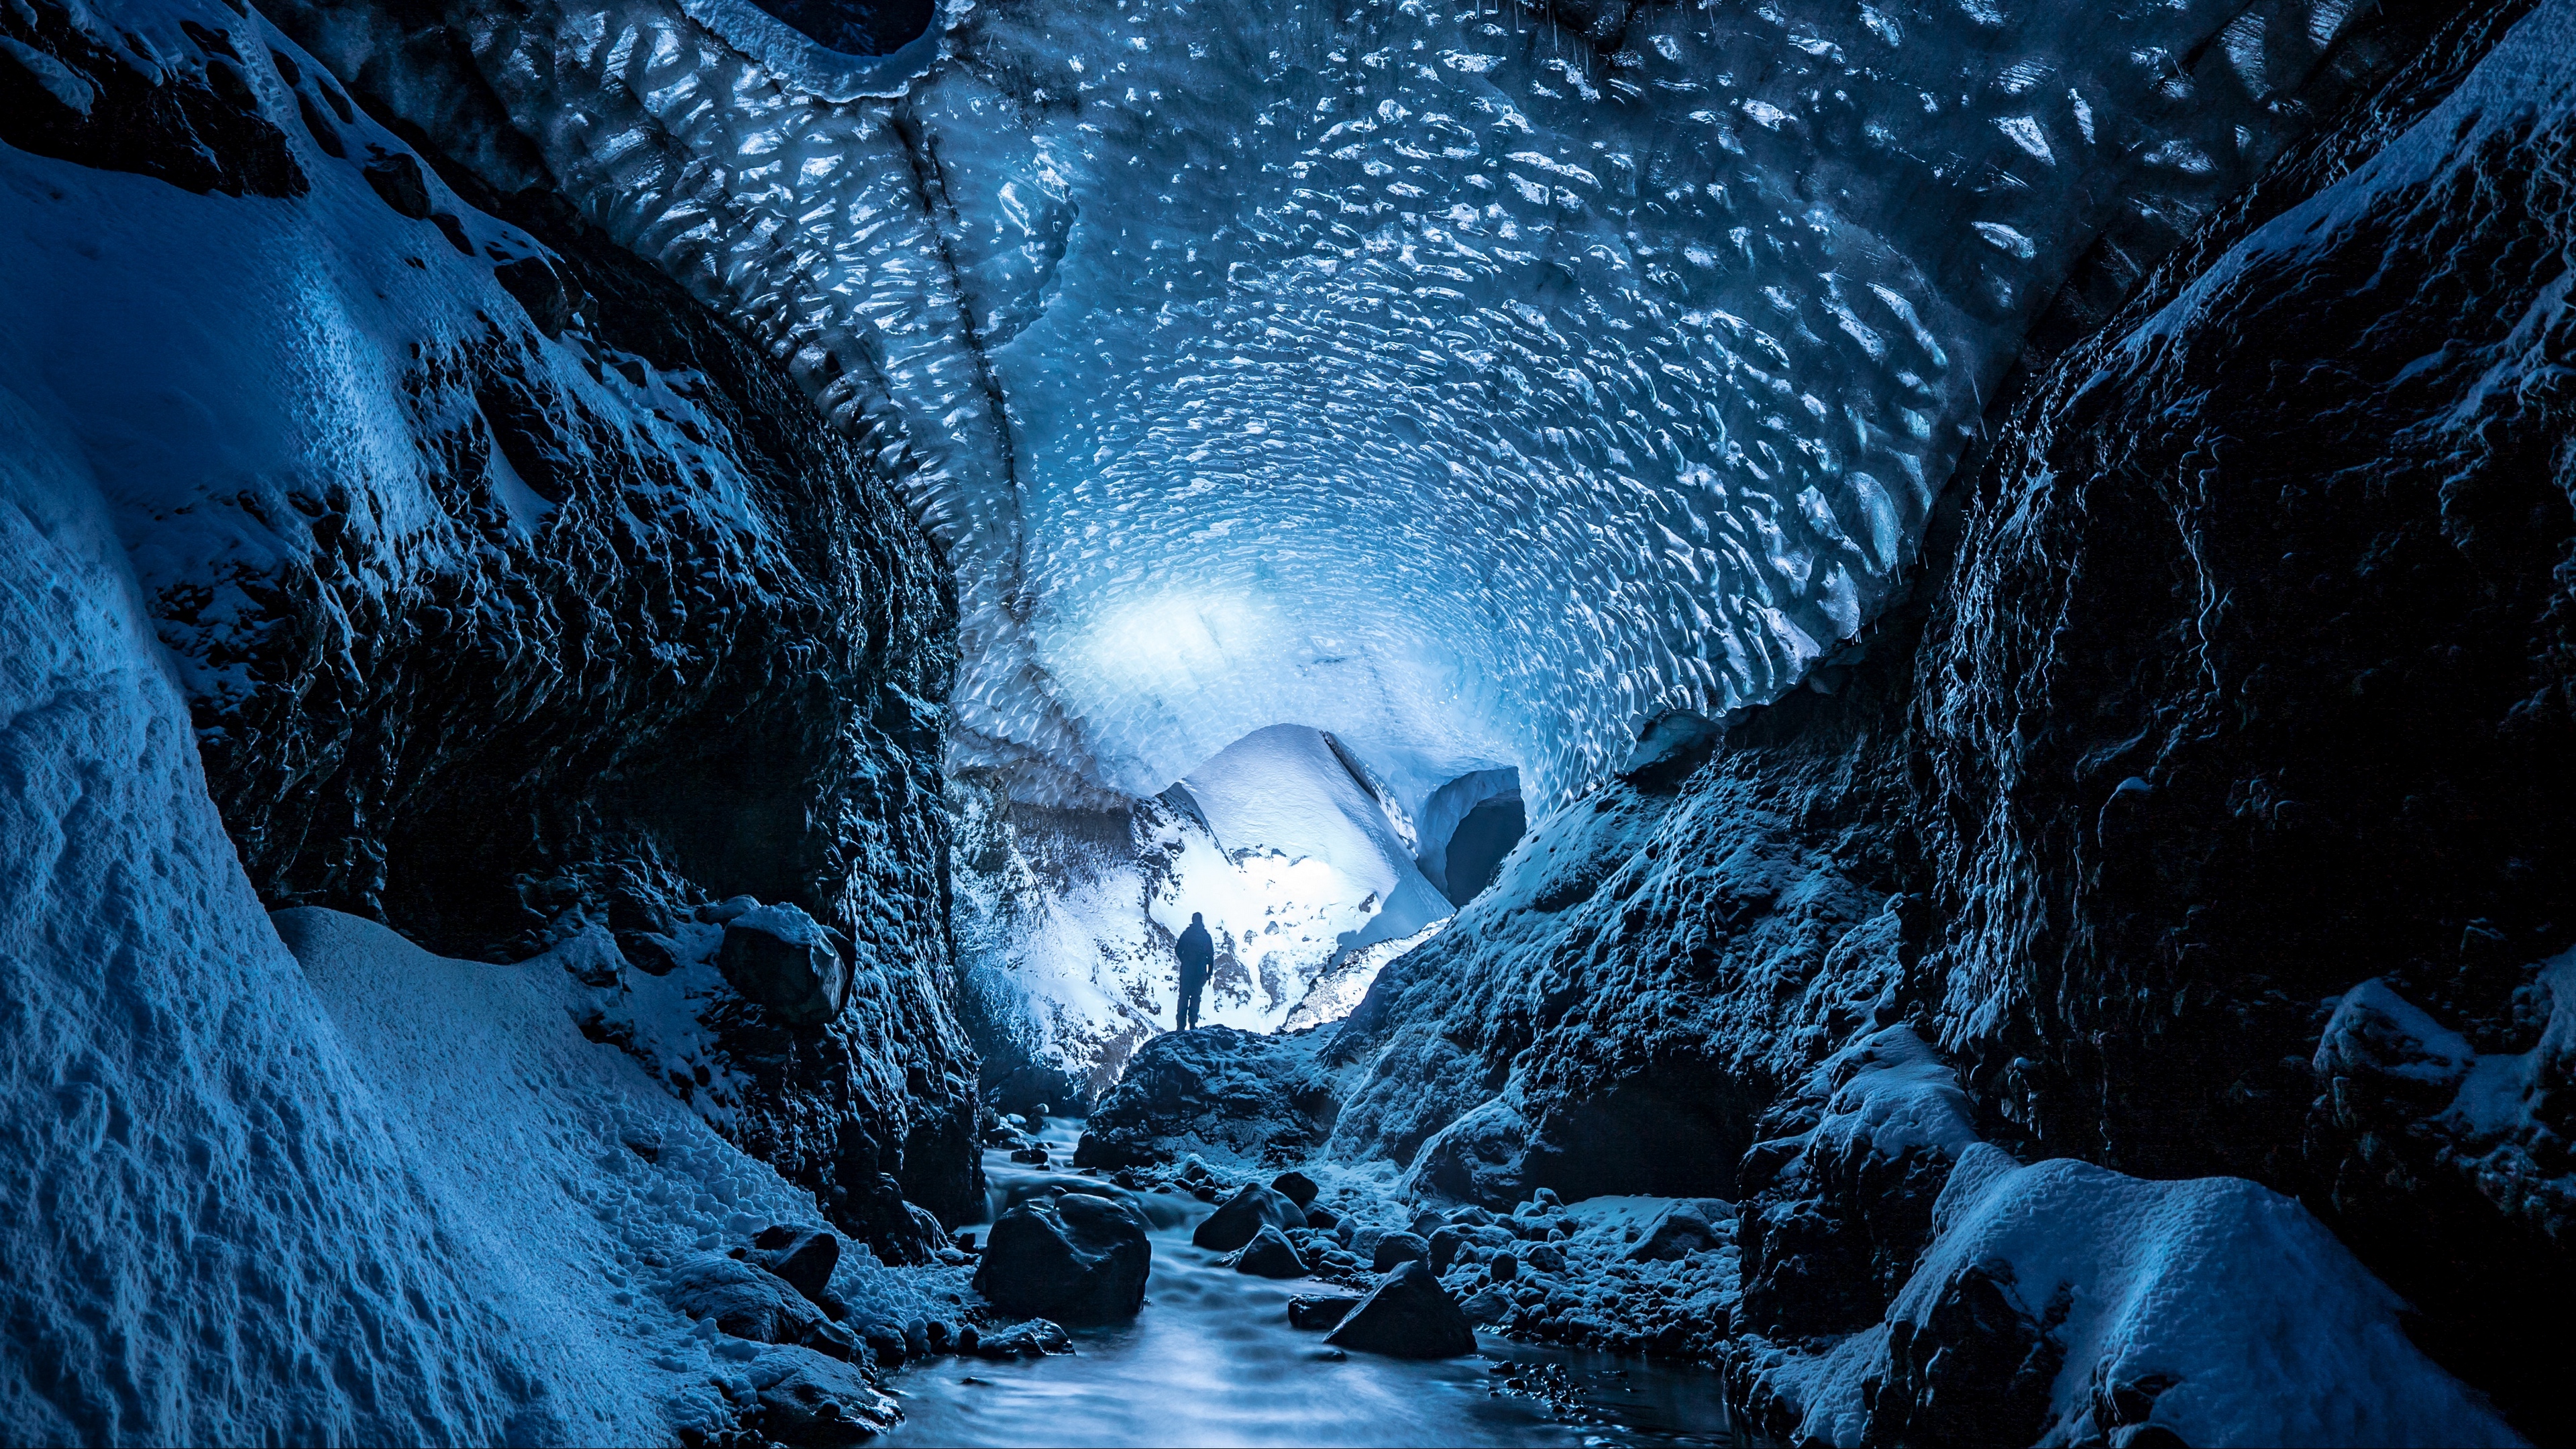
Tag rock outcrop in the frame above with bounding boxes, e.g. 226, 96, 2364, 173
1076, 1026, 1339, 1171
0, 3, 985, 1258
1323, 1262, 1477, 1360
971, 1191, 1152, 1324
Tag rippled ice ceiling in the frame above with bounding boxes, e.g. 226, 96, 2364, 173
371, 0, 2359, 808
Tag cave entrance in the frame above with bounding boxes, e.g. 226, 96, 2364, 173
745, 0, 935, 55
1414, 767, 1525, 907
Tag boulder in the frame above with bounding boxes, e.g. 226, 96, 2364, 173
757, 1226, 842, 1301
1305, 1204, 1340, 1231
1271, 1170, 1320, 1208
1287, 1293, 1360, 1330
1191, 1184, 1308, 1252
1626, 1200, 1732, 1263
666, 1253, 826, 1344
1373, 1231, 1430, 1273
745, 1346, 898, 1448
973, 1318, 1074, 1358
1428, 1227, 1464, 1272
1325, 1260, 1478, 1359
1074, 1026, 1336, 1169
718, 903, 847, 1027
1232, 1224, 1308, 1279
857, 1321, 907, 1368
973, 1190, 1152, 1324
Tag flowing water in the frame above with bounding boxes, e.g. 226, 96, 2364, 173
885, 1121, 1733, 1448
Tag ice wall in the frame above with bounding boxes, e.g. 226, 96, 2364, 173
277, 0, 2380, 808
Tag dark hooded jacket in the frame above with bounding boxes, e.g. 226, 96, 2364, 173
1176, 920, 1214, 987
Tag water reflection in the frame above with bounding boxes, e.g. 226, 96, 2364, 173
886, 1121, 1732, 1448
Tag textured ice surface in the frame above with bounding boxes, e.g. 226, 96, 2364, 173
288, 0, 2382, 806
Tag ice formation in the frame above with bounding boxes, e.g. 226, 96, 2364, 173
277, 0, 2369, 808
955, 724, 1454, 1103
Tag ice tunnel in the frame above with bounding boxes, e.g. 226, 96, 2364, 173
290, 0, 2394, 1104
6, 0, 2571, 1437
293, 0, 2348, 808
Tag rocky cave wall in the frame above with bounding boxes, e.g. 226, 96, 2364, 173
1082, 0, 2576, 1438
1, 0, 983, 1248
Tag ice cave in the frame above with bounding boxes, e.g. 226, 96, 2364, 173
2, 0, 2571, 1440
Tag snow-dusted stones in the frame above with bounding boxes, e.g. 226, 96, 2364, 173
971, 1190, 1153, 1324
1625, 1200, 1733, 1264
741, 1348, 899, 1448
718, 904, 849, 1028
755, 1224, 843, 1303
1323, 1261, 1477, 1360
665, 1251, 834, 1348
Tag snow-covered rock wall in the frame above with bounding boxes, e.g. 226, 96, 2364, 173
0, 312, 957, 1445
3, 0, 978, 1259
1075, 0, 2576, 1436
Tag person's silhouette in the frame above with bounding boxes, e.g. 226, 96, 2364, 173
1175, 912, 1214, 1030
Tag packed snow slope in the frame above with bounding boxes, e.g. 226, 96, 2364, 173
265, 0, 2409, 813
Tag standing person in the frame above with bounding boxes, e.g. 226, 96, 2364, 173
1175, 912, 1214, 1030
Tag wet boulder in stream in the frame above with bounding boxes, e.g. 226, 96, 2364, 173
1192, 1183, 1307, 1252
1288, 1293, 1360, 1330
973, 1190, 1152, 1323
1230, 1224, 1309, 1278
1325, 1260, 1477, 1360
1627, 1200, 1733, 1263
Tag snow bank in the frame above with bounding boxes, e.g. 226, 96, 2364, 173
278, 909, 964, 1389
1854, 1147, 2526, 1448
0, 382, 592, 1443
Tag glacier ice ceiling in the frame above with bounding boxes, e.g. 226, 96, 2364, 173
6, 0, 2575, 1439
286, 0, 2353, 809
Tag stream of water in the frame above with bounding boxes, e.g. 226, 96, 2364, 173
883, 1120, 1733, 1448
